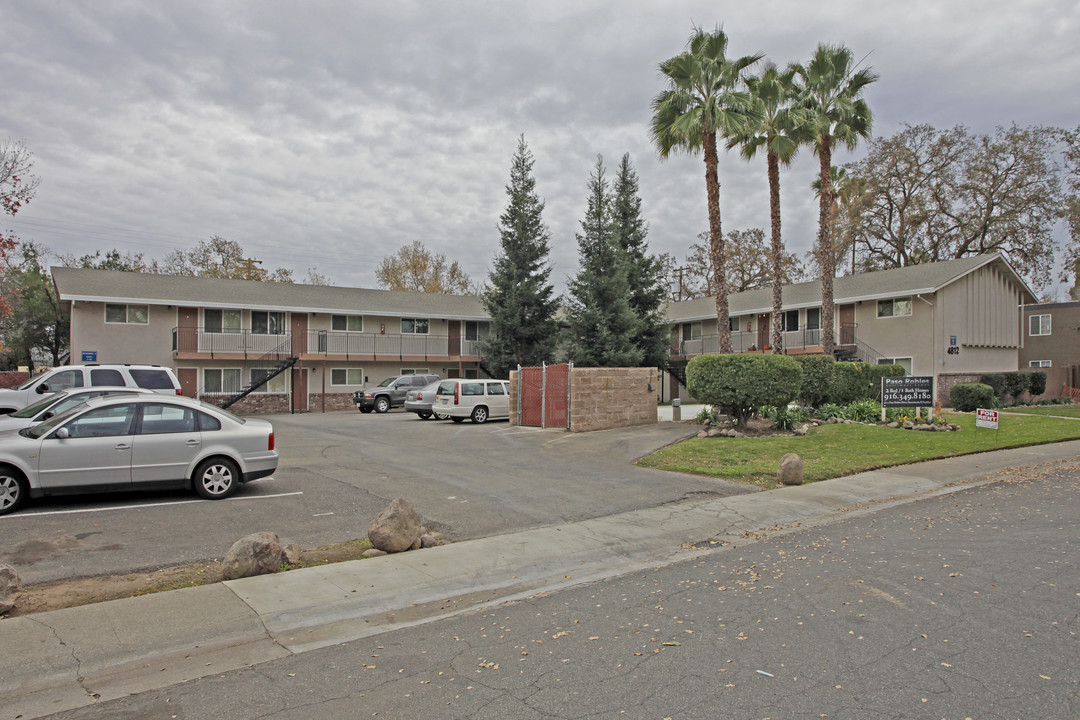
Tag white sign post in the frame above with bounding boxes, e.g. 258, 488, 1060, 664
975, 408, 999, 429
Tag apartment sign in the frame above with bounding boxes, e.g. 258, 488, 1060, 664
976, 408, 999, 429
881, 376, 934, 407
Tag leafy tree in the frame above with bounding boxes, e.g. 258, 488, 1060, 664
375, 240, 478, 294
480, 136, 559, 378
160, 236, 296, 282
837, 124, 1062, 289
1, 138, 41, 316
564, 157, 643, 367
792, 44, 878, 356
60, 248, 157, 272
611, 153, 669, 368
1058, 125, 1080, 292
728, 62, 808, 353
0, 242, 68, 368
651, 26, 763, 353
666, 228, 802, 299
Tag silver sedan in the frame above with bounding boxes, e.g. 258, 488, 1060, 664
0, 386, 154, 434
403, 381, 450, 420
0, 394, 278, 516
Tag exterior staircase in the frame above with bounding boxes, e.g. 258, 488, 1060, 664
219, 340, 298, 410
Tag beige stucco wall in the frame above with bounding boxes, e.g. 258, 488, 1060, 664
70, 300, 176, 367
569, 367, 657, 433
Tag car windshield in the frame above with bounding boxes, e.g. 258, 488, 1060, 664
376, 377, 396, 388
21, 401, 90, 439
11, 391, 64, 418
14, 375, 42, 390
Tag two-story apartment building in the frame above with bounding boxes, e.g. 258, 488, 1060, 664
664, 253, 1038, 404
1019, 301, 1080, 397
52, 268, 491, 413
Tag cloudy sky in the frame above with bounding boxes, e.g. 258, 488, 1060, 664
3, 1, 1078, 294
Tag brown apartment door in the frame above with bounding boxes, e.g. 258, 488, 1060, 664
838, 304, 855, 345
757, 314, 769, 350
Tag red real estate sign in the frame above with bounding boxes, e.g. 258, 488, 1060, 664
976, 408, 999, 429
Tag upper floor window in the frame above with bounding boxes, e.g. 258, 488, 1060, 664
781, 310, 799, 332
332, 315, 363, 332
877, 297, 912, 318
1029, 314, 1051, 336
805, 308, 821, 330
682, 321, 702, 342
465, 321, 490, 341
252, 311, 286, 335
106, 303, 149, 324
1029, 360, 1052, 368
401, 318, 429, 334
205, 308, 241, 333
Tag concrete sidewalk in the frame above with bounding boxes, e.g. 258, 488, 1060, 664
2, 439, 1077, 719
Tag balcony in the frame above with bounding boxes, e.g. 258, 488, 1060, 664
673, 325, 850, 358
173, 327, 291, 358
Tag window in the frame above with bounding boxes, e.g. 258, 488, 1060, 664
682, 322, 702, 342
203, 368, 242, 394
205, 309, 242, 333
486, 382, 506, 395
252, 311, 286, 335
461, 382, 484, 396
805, 308, 821, 330
401, 318, 429, 334
729, 317, 740, 332
139, 404, 197, 435
249, 368, 287, 393
332, 315, 363, 332
1029, 360, 1052, 368
44, 369, 83, 391
331, 368, 364, 386
105, 303, 149, 324
877, 298, 912, 318
90, 369, 124, 385
781, 310, 799, 332
197, 411, 222, 431
877, 357, 913, 374
129, 368, 176, 390
63, 404, 136, 438
400, 368, 430, 375
1029, 314, 1051, 336
465, 321, 490, 341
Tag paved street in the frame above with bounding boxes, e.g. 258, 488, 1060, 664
0, 410, 741, 584
35, 458, 1080, 719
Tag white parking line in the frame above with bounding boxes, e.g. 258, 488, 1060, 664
2, 491, 304, 518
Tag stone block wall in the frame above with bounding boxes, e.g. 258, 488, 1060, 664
568, 366, 657, 433
201, 393, 290, 415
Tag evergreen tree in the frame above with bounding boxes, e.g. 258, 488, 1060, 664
563, 156, 643, 368
610, 153, 669, 368
480, 136, 559, 377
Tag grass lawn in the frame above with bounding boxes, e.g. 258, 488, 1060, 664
637, 412, 1080, 488
1001, 405, 1080, 418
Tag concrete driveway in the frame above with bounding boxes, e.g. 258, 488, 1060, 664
0, 410, 749, 584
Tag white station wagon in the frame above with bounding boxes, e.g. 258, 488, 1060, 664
0, 394, 278, 516
434, 379, 511, 424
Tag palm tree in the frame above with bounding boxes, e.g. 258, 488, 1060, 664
650, 27, 762, 353
792, 44, 878, 356
727, 62, 807, 354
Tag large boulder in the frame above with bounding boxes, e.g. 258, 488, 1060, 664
777, 453, 804, 486
222, 531, 284, 580
368, 498, 422, 553
0, 564, 20, 615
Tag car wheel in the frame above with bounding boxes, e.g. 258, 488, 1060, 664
451, 416, 465, 423
434, 412, 450, 420
375, 397, 390, 414
0, 468, 27, 516
418, 411, 432, 420
359, 406, 373, 414
194, 458, 239, 500
471, 406, 489, 424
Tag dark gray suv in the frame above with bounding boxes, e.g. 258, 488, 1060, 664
354, 374, 441, 413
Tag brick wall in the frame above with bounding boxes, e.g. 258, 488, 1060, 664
936, 373, 981, 407
200, 393, 291, 415
308, 393, 357, 412
568, 366, 657, 433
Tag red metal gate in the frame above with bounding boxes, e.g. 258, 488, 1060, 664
518, 363, 570, 428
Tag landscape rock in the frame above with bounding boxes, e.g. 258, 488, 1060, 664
887, 421, 900, 428
697, 430, 709, 438
420, 533, 444, 548
362, 548, 388, 558
282, 543, 303, 565
902, 421, 914, 429
706, 428, 722, 437
793, 424, 809, 436
0, 564, 20, 615
368, 497, 422, 553
777, 453, 804, 486
222, 531, 283, 580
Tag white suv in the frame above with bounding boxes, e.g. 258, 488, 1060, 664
433, 379, 511, 424
0, 364, 182, 414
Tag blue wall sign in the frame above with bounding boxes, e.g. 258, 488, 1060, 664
81, 351, 97, 362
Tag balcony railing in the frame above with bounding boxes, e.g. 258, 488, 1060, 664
674, 325, 846, 358
306, 330, 450, 357
173, 327, 291, 358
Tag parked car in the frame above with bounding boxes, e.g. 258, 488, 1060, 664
0, 364, 182, 414
0, 386, 155, 434
404, 381, 450, 420
354, 374, 441, 413
433, 379, 511, 423
0, 394, 278, 516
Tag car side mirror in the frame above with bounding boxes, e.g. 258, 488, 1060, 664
41, 411, 53, 420
36, 384, 48, 394
54, 427, 70, 439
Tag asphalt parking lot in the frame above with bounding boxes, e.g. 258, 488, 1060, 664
0, 409, 752, 585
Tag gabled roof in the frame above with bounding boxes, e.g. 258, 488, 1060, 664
665, 253, 1039, 323
51, 267, 489, 320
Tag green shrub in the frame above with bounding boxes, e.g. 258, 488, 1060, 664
1001, 371, 1026, 402
951, 382, 995, 412
885, 406, 918, 423
830, 362, 866, 404
845, 399, 882, 423
793, 354, 835, 407
1025, 371, 1047, 397
978, 374, 1007, 402
693, 407, 724, 425
867, 364, 907, 401
771, 404, 811, 431
814, 403, 845, 420
686, 353, 803, 426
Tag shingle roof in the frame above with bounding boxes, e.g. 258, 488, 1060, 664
664, 253, 1038, 323
51, 267, 488, 320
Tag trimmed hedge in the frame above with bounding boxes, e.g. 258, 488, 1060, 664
1026, 370, 1047, 396
793, 354, 835, 407
686, 353, 803, 426
830, 361, 906, 404
979, 371, 1048, 403
951, 382, 995, 412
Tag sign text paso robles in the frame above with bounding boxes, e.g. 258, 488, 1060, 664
881, 376, 934, 407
